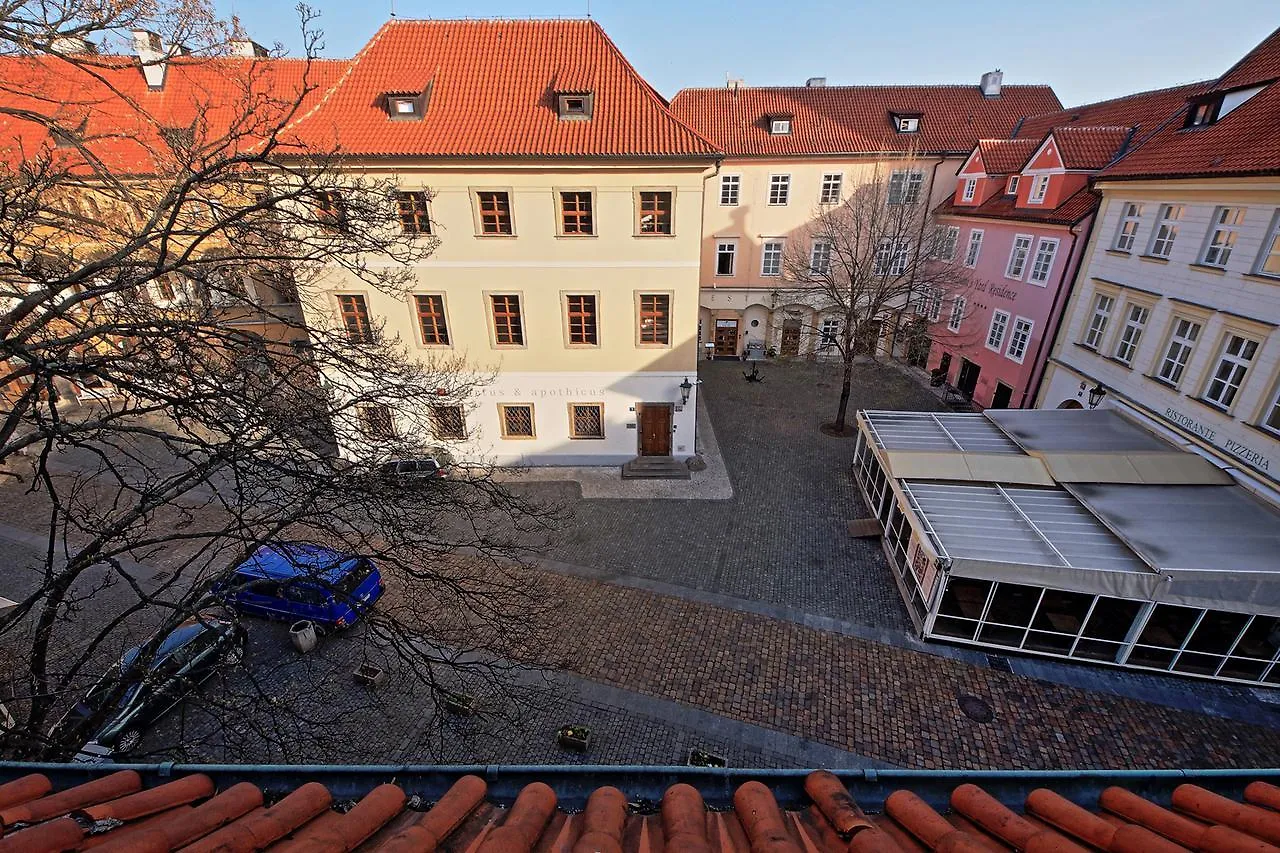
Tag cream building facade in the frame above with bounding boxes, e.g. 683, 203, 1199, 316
286, 19, 720, 467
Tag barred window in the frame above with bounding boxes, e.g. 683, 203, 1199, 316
500, 404, 535, 438
358, 404, 395, 438
638, 294, 670, 345
430, 405, 465, 440
490, 294, 524, 346
337, 294, 372, 343
570, 403, 604, 438
566, 294, 598, 345
477, 191, 513, 235
414, 294, 449, 346
396, 191, 432, 234
560, 191, 594, 235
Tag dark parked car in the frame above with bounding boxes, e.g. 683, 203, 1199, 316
214, 542, 384, 629
376, 457, 447, 481
53, 613, 245, 755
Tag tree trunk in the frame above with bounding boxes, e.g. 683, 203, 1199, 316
833, 355, 854, 433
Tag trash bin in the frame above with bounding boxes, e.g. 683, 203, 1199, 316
290, 620, 318, 653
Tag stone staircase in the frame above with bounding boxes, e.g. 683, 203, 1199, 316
621, 456, 691, 480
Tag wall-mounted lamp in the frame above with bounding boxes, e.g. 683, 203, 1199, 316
1087, 382, 1107, 409
679, 377, 694, 405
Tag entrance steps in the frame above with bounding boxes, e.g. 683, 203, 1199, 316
621, 456, 691, 480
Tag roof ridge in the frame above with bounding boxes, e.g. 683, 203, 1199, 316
278, 23, 395, 146
674, 83, 1055, 93
382, 16, 593, 23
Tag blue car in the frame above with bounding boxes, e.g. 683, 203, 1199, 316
214, 543, 384, 629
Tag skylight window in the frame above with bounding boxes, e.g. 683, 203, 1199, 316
769, 117, 792, 135
556, 92, 594, 120
384, 88, 429, 121
393, 98, 416, 115
897, 116, 920, 133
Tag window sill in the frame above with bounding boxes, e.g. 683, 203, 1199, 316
635, 343, 673, 349
568, 435, 606, 441
1241, 272, 1280, 285
634, 233, 676, 238
475, 234, 517, 239
1103, 355, 1135, 370
1186, 395, 1233, 416
1072, 342, 1100, 355
1142, 373, 1180, 391
1138, 254, 1170, 264
499, 435, 537, 441
1104, 249, 1132, 257
556, 233, 598, 239
1188, 262, 1227, 276
1244, 421, 1280, 442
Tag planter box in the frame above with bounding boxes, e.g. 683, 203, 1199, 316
687, 748, 728, 768
557, 726, 591, 753
443, 692, 477, 716
353, 663, 385, 688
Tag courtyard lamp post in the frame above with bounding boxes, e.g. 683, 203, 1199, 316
679, 377, 694, 405
1087, 383, 1107, 409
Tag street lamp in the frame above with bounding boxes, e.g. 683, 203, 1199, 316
1087, 382, 1107, 409
679, 377, 694, 405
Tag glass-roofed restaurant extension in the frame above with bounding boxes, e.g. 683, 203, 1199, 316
853, 407, 1280, 686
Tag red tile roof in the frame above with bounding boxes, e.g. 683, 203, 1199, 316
976, 138, 1039, 174
285, 19, 719, 159
0, 55, 348, 174
1013, 81, 1211, 142
1051, 125, 1134, 170
937, 185, 1100, 226
668, 84, 1061, 157
4, 768, 1280, 853
1098, 27, 1280, 180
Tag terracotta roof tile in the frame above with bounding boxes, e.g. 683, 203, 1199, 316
3, 767, 1280, 853
1216, 25, 1280, 90
936, 185, 1100, 226
286, 19, 719, 159
1051, 125, 1134, 169
668, 84, 1062, 157
976, 138, 1039, 174
1013, 80, 1211, 141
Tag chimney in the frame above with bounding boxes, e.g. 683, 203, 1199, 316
805, 77, 827, 87
725, 74, 745, 91
979, 69, 1003, 98
50, 35, 97, 54
230, 38, 268, 58
132, 29, 167, 90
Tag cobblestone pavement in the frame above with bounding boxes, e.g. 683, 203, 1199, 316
520, 359, 935, 629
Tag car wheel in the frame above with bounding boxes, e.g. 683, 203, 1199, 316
115, 727, 142, 754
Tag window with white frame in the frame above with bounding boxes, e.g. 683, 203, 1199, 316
887, 169, 924, 205
1148, 204, 1184, 257
719, 174, 740, 206
770, 118, 791, 135
1113, 303, 1150, 365
1113, 202, 1143, 252
715, 241, 736, 276
1005, 234, 1033, 279
916, 286, 942, 322
768, 174, 791, 205
1261, 384, 1280, 436
1255, 210, 1280, 278
961, 178, 977, 202
948, 296, 966, 332
1028, 238, 1059, 285
820, 173, 843, 204
873, 238, 910, 275
809, 239, 832, 275
1006, 316, 1033, 363
934, 226, 959, 262
1203, 333, 1259, 409
1083, 293, 1114, 349
761, 240, 784, 276
1028, 174, 1050, 204
964, 229, 984, 267
1007, 175, 1020, 195
986, 310, 1010, 351
819, 316, 841, 349
1156, 317, 1201, 386
1200, 206, 1247, 267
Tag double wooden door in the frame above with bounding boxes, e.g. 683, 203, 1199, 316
713, 320, 739, 358
637, 403, 672, 456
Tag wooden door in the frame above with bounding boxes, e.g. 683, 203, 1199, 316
637, 404, 672, 456
991, 382, 1013, 409
713, 320, 738, 358
779, 319, 801, 356
957, 358, 980, 397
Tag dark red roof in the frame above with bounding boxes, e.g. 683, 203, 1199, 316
1216, 25, 1280, 90
0, 55, 347, 174
286, 19, 719, 159
976, 138, 1039, 174
1052, 125, 1134, 169
4, 768, 1280, 853
668, 84, 1061, 157
937, 185, 1100, 226
1013, 81, 1211, 142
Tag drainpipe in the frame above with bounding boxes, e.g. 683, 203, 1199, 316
1019, 211, 1096, 408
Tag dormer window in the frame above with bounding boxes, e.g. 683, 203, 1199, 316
383, 86, 430, 121
1185, 97, 1220, 128
1007, 175, 1020, 195
769, 117, 792, 135
556, 92, 594, 120
892, 113, 922, 133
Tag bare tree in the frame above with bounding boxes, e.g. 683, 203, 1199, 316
0, 3, 560, 761
781, 161, 977, 433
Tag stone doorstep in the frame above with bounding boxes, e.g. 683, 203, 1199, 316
621, 456, 692, 480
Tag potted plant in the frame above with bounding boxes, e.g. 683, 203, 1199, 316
557, 724, 591, 752
687, 747, 728, 768
443, 691, 477, 716
353, 663, 385, 688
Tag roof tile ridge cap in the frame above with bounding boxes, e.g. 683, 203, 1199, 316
1208, 23, 1280, 90
280, 20, 394, 138
589, 19, 720, 155
1098, 95, 1202, 175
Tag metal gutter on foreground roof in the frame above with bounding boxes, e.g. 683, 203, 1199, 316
2, 763, 1279, 811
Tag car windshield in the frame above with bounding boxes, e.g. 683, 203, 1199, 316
119, 622, 205, 674
334, 559, 374, 596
